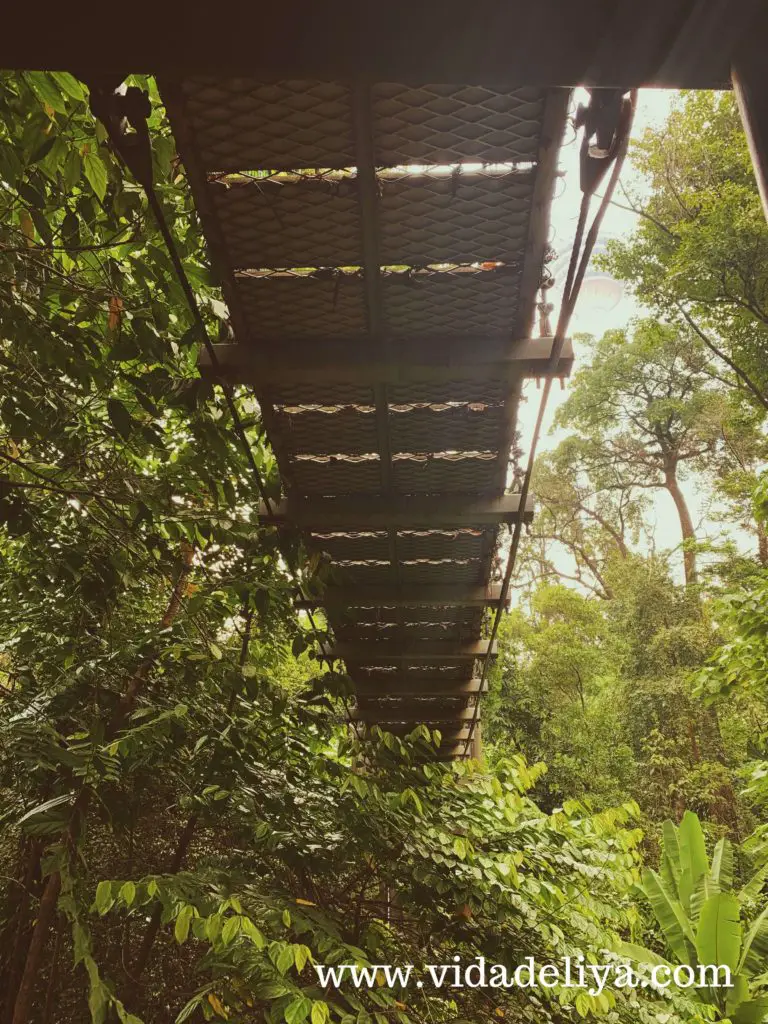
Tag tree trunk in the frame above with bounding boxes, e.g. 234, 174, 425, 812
131, 813, 198, 978
11, 872, 61, 1024
664, 464, 697, 585
1, 839, 42, 1024
757, 518, 768, 567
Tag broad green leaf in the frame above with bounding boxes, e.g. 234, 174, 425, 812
87, 978, 109, 1024
731, 997, 768, 1024
660, 819, 681, 897
277, 944, 295, 975
241, 917, 265, 949
696, 892, 742, 973
726, 973, 751, 1017
615, 941, 672, 969
294, 944, 310, 972
82, 148, 108, 201
711, 837, 734, 891
175, 904, 194, 944
311, 1002, 329, 1024
292, 634, 307, 658
29, 136, 55, 165
574, 992, 591, 1019
679, 811, 709, 884
95, 880, 113, 914
119, 881, 136, 907
50, 71, 86, 102
641, 868, 696, 964
107, 398, 134, 440
738, 903, 768, 975
25, 71, 68, 114
740, 859, 768, 904
63, 148, 81, 188
221, 915, 241, 945
690, 869, 721, 927
285, 996, 312, 1024
205, 914, 222, 944
678, 811, 709, 913
256, 983, 290, 1000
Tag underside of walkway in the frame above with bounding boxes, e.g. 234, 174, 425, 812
163, 78, 573, 755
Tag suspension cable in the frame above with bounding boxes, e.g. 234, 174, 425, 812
463, 90, 638, 757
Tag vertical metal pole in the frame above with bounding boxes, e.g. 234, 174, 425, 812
471, 718, 483, 760
733, 36, 768, 223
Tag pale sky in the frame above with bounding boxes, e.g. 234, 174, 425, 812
515, 88, 753, 584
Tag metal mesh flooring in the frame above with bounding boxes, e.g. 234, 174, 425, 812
164, 77, 571, 758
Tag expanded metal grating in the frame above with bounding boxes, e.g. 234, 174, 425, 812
165, 75, 569, 757
378, 172, 534, 266
237, 275, 367, 338
371, 84, 546, 164
181, 79, 354, 171
208, 178, 362, 269
382, 273, 522, 336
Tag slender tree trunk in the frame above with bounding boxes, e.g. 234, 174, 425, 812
757, 518, 768, 567
41, 919, 63, 1024
131, 813, 198, 978
664, 463, 697, 584
1, 840, 42, 1024
576, 545, 614, 599
11, 872, 61, 1024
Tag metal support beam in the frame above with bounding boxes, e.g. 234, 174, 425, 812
352, 705, 476, 722
328, 639, 496, 662
427, 746, 470, 761
11, 3, 764, 86
298, 584, 506, 608
471, 719, 483, 760
357, 722, 472, 739
263, 494, 532, 529
354, 678, 487, 696
200, 336, 573, 385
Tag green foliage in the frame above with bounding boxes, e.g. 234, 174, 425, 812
1, 66, 768, 1024
603, 91, 768, 410
0, 67, 688, 1024
626, 812, 768, 1020
557, 319, 734, 583
698, 564, 768, 815
83, 742, 659, 1024
486, 560, 740, 829
522, 436, 647, 599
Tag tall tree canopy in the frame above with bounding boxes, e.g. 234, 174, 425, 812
604, 91, 768, 410
556, 320, 727, 584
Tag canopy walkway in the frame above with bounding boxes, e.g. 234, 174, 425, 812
162, 79, 573, 756
7, 3, 767, 759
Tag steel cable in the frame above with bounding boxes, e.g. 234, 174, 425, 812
463, 91, 638, 757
